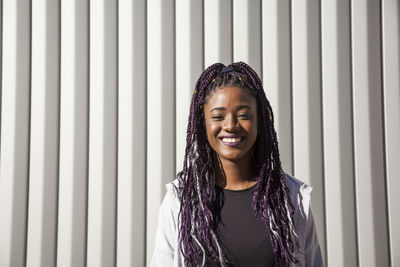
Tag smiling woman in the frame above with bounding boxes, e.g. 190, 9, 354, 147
151, 62, 324, 267
204, 85, 258, 187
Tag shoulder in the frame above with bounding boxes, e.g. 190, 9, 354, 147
285, 173, 313, 194
165, 178, 180, 195
284, 173, 313, 219
154, 179, 181, 236
165, 178, 180, 204
162, 179, 181, 214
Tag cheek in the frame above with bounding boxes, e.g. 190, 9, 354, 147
247, 120, 258, 143
243, 119, 257, 133
204, 122, 222, 151
205, 122, 218, 140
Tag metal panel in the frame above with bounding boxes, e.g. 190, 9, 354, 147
0, 0, 31, 266
291, 0, 326, 260
57, 0, 89, 266
204, 0, 232, 66
0, 1, 1, 154
26, 0, 60, 266
117, 0, 146, 266
87, 0, 117, 265
0, 1, 399, 266
351, 0, 389, 265
233, 0, 261, 76
175, 0, 203, 173
262, 0, 293, 174
321, 0, 357, 266
146, 0, 175, 264
381, 0, 400, 265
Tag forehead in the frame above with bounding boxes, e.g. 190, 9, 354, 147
204, 86, 256, 109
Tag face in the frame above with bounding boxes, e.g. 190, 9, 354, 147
203, 86, 258, 163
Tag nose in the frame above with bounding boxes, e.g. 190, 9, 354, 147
222, 114, 238, 132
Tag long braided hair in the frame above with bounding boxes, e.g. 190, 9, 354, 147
174, 62, 299, 266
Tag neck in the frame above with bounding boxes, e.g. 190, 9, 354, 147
215, 154, 256, 190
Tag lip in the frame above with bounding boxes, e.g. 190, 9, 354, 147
219, 136, 245, 147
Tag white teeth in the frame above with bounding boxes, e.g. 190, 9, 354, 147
222, 137, 241, 143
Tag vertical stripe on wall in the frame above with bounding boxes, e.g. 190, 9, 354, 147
0, 0, 398, 266
321, 0, 357, 265
26, 0, 60, 265
175, 0, 203, 173
204, 0, 232, 66
87, 0, 118, 265
382, 0, 400, 265
262, 0, 293, 174
351, 0, 389, 266
117, 0, 146, 266
146, 0, 175, 264
233, 0, 261, 77
57, 0, 89, 266
233, 0, 262, 77
0, 0, 31, 266
291, 0, 326, 261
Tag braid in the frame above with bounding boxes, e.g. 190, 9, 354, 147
175, 62, 299, 266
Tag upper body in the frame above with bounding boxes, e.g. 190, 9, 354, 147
151, 173, 324, 267
152, 62, 324, 266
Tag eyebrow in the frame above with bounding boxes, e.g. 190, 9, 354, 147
209, 105, 252, 113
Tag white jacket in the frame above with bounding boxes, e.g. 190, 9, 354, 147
151, 174, 324, 267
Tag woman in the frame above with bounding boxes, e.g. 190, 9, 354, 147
151, 62, 323, 267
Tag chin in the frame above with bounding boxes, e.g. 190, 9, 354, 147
219, 153, 247, 162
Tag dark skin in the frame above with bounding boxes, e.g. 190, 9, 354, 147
203, 86, 258, 190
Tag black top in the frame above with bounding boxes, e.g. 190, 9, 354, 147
205, 183, 275, 267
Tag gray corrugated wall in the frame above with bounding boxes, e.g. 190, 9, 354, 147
0, 0, 398, 266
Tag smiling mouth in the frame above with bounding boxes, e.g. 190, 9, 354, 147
219, 137, 244, 146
